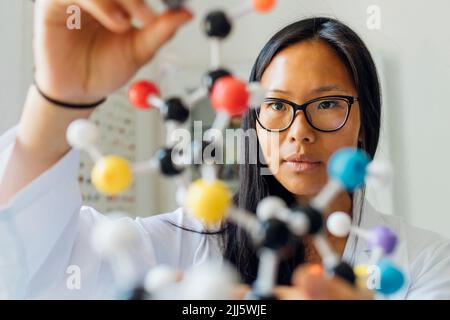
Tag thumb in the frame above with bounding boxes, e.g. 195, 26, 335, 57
232, 284, 251, 300
293, 264, 351, 299
296, 269, 372, 300
300, 272, 335, 299
132, 9, 193, 66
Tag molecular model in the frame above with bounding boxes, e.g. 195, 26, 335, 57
66, 0, 405, 300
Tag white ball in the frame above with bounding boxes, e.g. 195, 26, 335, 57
144, 265, 179, 294
288, 212, 310, 236
179, 262, 239, 300
91, 217, 138, 257
256, 196, 286, 221
327, 211, 352, 237
247, 82, 266, 108
66, 119, 99, 150
366, 160, 393, 187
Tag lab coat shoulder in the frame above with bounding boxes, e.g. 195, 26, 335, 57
363, 202, 450, 299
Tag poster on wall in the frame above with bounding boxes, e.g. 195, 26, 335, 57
78, 93, 137, 214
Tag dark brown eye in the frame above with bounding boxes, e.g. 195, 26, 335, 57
317, 100, 338, 110
269, 102, 287, 111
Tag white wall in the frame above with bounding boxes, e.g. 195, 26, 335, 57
153, 0, 450, 238
1, 0, 450, 237
0, 0, 33, 133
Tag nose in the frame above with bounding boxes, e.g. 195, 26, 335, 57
286, 111, 316, 144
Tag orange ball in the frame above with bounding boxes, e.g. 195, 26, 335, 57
252, 0, 277, 13
308, 264, 324, 276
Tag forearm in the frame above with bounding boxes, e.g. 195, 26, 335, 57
0, 0, 192, 206
0, 85, 95, 205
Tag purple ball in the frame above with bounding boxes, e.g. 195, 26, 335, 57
367, 226, 397, 254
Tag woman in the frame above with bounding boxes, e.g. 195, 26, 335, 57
0, 0, 449, 299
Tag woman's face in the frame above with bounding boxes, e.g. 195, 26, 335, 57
257, 39, 361, 200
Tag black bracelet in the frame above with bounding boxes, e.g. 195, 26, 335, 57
34, 81, 107, 109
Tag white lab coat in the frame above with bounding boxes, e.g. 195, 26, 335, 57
1, 125, 450, 299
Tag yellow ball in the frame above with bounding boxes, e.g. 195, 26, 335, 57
354, 264, 369, 289
91, 155, 133, 195
185, 179, 232, 225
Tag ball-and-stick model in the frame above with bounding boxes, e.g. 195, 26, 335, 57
67, 0, 404, 299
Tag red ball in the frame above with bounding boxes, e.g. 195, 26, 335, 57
211, 76, 250, 116
129, 80, 160, 110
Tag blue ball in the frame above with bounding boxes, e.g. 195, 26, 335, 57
376, 260, 405, 295
328, 148, 371, 190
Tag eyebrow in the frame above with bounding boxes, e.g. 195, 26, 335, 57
267, 85, 347, 96
311, 85, 347, 94
267, 89, 292, 95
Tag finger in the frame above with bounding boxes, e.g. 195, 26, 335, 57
304, 274, 348, 299
77, 0, 131, 33
232, 284, 251, 300
274, 286, 307, 300
292, 264, 324, 287
292, 264, 334, 298
305, 274, 373, 299
293, 265, 373, 300
131, 9, 193, 66
116, 0, 157, 26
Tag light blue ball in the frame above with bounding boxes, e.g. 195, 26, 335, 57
328, 148, 370, 190
377, 260, 405, 295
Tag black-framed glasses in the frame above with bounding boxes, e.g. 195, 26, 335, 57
256, 95, 359, 132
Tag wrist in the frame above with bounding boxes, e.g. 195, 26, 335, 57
33, 80, 107, 109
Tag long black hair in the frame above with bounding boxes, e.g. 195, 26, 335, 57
223, 17, 381, 285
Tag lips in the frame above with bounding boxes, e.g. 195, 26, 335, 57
283, 154, 322, 172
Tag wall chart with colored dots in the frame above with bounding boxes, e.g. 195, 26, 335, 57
78, 93, 137, 214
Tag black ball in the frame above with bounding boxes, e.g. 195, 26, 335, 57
290, 205, 323, 235
124, 286, 148, 300
203, 11, 232, 38
245, 290, 277, 301
304, 206, 324, 234
157, 148, 184, 176
162, 0, 187, 10
333, 261, 356, 285
261, 219, 291, 250
163, 97, 190, 123
202, 69, 231, 92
